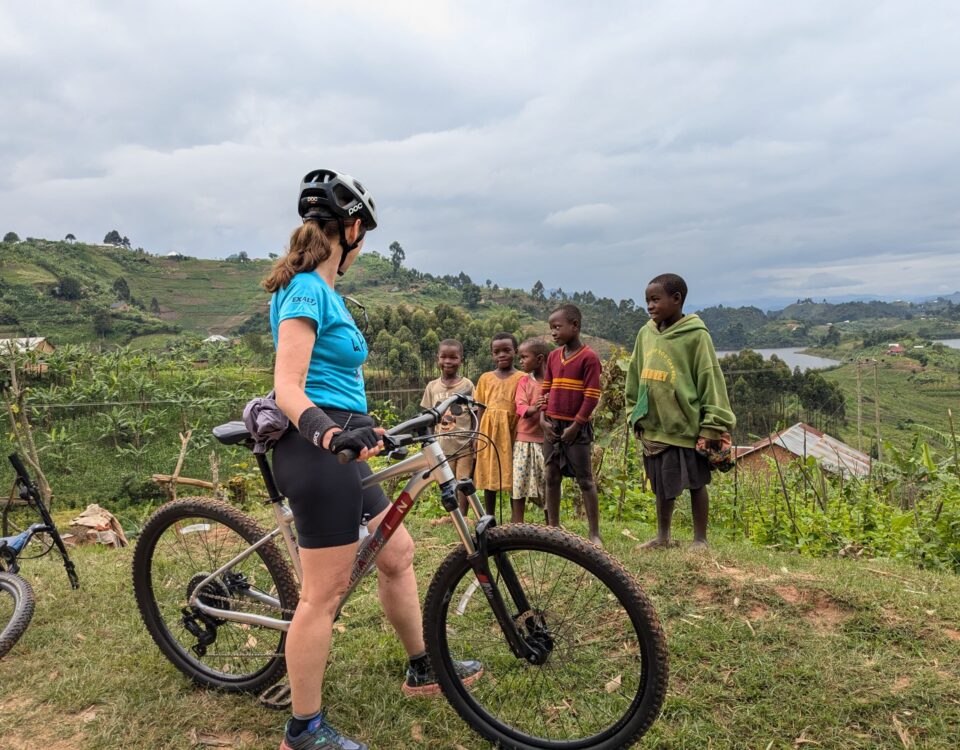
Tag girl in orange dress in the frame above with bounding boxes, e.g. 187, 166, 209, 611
473, 333, 524, 515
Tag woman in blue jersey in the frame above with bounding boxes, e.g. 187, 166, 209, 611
264, 170, 478, 750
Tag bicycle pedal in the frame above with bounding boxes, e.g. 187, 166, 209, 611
258, 681, 291, 710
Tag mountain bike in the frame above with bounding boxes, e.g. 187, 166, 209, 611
0, 453, 80, 659
132, 393, 668, 749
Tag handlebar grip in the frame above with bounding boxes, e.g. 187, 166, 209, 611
8, 453, 30, 483
336, 448, 359, 464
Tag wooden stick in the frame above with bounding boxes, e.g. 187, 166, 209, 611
151, 474, 216, 490
168, 429, 193, 501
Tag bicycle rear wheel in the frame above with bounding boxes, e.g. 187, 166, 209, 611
132, 497, 299, 692
0, 571, 36, 658
423, 524, 668, 750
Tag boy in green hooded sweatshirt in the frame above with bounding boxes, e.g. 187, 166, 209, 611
625, 273, 735, 549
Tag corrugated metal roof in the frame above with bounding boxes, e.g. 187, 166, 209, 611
740, 423, 872, 477
0, 337, 50, 353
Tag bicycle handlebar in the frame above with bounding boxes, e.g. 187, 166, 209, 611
8, 453, 31, 484
334, 393, 482, 464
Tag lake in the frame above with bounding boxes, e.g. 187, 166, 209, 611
935, 338, 960, 350
715, 347, 840, 371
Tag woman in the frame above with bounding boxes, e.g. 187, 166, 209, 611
265, 170, 478, 750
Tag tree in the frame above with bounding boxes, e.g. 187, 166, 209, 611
268, 252, 279, 260
150, 297, 161, 314
104, 230, 122, 246
389, 241, 405, 277
93, 309, 113, 336
531, 280, 545, 301
64, 233, 76, 242
3, 232, 19, 243
462, 283, 482, 309
821, 324, 840, 347
121, 236, 131, 248
112, 276, 131, 301
57, 277, 82, 300
237, 250, 249, 263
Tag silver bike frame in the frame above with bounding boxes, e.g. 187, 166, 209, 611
187, 440, 484, 632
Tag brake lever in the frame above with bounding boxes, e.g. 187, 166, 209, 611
386, 446, 409, 461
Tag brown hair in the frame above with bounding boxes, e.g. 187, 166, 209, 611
261, 219, 341, 293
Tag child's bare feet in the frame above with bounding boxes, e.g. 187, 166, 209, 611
637, 537, 671, 550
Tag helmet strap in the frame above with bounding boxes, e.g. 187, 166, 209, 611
335, 219, 365, 277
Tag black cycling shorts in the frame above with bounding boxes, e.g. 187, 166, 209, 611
271, 410, 389, 549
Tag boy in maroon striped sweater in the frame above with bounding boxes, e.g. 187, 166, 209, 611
539, 304, 603, 546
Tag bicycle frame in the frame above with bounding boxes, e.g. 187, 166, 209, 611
187, 440, 482, 633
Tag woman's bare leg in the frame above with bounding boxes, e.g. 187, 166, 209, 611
285, 543, 356, 717
366, 508, 425, 656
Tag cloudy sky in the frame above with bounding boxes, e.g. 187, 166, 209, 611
2, 1, 959, 309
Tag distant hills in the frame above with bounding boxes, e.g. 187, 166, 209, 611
1, 236, 958, 350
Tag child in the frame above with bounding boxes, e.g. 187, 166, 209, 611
512, 338, 550, 523
540, 305, 603, 546
624, 273, 735, 549
474, 333, 524, 516
420, 339, 475, 515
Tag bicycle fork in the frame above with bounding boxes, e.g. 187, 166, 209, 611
443, 480, 553, 665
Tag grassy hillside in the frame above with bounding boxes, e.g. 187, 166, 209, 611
0, 239, 549, 346
819, 342, 960, 454
1, 515, 958, 749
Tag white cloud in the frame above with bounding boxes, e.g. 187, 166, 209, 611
0, 1, 958, 307
544, 204, 617, 228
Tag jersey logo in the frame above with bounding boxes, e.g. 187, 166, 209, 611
641, 368, 669, 382
292, 296, 315, 305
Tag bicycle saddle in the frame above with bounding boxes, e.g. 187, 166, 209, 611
212, 421, 252, 446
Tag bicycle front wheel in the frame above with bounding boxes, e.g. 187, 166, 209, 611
0, 571, 36, 658
132, 497, 299, 692
423, 524, 668, 750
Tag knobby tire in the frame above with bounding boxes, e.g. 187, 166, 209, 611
423, 524, 668, 750
132, 497, 299, 692
0, 571, 36, 658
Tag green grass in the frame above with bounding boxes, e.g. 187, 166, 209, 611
821, 348, 960, 452
2, 514, 958, 749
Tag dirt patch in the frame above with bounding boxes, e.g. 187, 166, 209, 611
892, 676, 912, 691
704, 562, 819, 586
691, 585, 716, 604
747, 603, 770, 621
808, 600, 847, 631
0, 695, 33, 712
775, 585, 804, 604
774, 587, 851, 632
944, 628, 960, 642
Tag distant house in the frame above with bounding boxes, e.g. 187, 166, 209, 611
202, 334, 230, 344
0, 337, 55, 355
886, 343, 904, 355
0, 337, 56, 374
735, 423, 872, 478
166, 251, 185, 260
109, 301, 130, 312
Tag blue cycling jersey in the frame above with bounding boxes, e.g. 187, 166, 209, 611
270, 271, 368, 413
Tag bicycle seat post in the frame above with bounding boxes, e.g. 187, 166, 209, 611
255, 453, 283, 504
